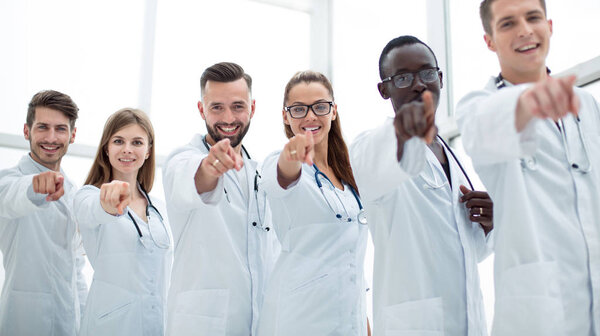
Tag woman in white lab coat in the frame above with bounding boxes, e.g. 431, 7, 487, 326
256, 71, 369, 336
73, 108, 173, 336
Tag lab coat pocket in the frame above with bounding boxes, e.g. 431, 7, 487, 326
493, 261, 565, 336
382, 297, 444, 335
170, 289, 229, 336
0, 290, 53, 335
91, 280, 137, 335
277, 272, 341, 335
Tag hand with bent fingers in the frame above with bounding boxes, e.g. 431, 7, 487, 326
394, 91, 437, 161
100, 180, 131, 215
195, 138, 244, 194
515, 75, 580, 132
459, 185, 493, 235
202, 138, 244, 178
277, 130, 314, 188
33, 171, 65, 202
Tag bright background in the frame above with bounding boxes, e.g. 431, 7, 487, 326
1, 0, 599, 331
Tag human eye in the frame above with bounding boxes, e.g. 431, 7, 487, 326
112, 138, 123, 144
37, 124, 47, 130
394, 74, 411, 86
314, 103, 330, 114
527, 14, 543, 22
133, 140, 144, 146
210, 105, 223, 113
291, 105, 307, 113
56, 126, 68, 132
499, 20, 513, 29
421, 69, 438, 81
233, 104, 246, 112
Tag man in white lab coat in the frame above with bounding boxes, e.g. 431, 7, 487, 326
350, 36, 493, 336
163, 62, 278, 336
456, 0, 600, 334
0, 90, 87, 335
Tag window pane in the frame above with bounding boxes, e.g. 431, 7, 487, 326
0, 0, 146, 147
150, 0, 310, 160
331, 0, 428, 142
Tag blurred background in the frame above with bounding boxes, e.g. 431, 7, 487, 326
1, 0, 599, 330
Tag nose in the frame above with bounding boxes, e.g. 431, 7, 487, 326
304, 108, 319, 120
518, 18, 534, 37
411, 74, 427, 93
221, 107, 236, 123
122, 142, 133, 153
45, 128, 59, 143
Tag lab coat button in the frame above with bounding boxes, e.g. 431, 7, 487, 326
252, 222, 257, 226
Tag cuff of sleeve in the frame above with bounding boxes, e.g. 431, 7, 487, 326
260, 152, 304, 199
199, 172, 225, 205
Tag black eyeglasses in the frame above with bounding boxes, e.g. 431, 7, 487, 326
381, 67, 440, 89
284, 101, 333, 119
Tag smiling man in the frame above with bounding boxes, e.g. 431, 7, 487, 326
456, 0, 600, 334
163, 62, 279, 336
350, 36, 493, 336
0, 90, 87, 335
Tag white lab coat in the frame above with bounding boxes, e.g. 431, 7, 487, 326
74, 184, 173, 336
0, 154, 87, 336
457, 77, 600, 336
256, 151, 369, 336
350, 120, 491, 336
162, 134, 279, 336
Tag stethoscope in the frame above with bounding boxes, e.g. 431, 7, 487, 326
312, 164, 367, 225
202, 135, 271, 231
495, 72, 592, 173
127, 184, 170, 249
436, 135, 474, 190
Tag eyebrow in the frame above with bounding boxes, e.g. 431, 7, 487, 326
392, 64, 436, 76
496, 9, 543, 26
112, 135, 145, 140
35, 122, 69, 128
289, 98, 330, 105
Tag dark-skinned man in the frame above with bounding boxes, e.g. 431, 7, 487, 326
351, 35, 493, 336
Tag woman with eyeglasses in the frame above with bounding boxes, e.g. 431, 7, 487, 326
256, 71, 369, 336
74, 108, 173, 336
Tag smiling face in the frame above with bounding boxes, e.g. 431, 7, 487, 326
283, 82, 337, 147
24, 107, 76, 171
199, 78, 255, 148
106, 123, 150, 181
484, 0, 552, 83
378, 43, 443, 114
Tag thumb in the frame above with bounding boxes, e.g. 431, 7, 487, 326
459, 184, 471, 202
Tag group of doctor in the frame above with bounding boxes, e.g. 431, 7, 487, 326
1, 0, 599, 335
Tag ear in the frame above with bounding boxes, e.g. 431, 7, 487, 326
249, 99, 256, 119
282, 109, 290, 125
548, 19, 553, 36
377, 82, 390, 100
331, 104, 337, 121
198, 101, 206, 120
484, 33, 496, 52
70, 127, 76, 144
23, 123, 30, 140
438, 70, 444, 89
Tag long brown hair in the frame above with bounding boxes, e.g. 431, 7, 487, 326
283, 70, 359, 194
84, 108, 155, 192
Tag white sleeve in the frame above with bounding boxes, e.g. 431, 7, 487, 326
73, 233, 88, 314
456, 85, 539, 166
73, 186, 125, 231
349, 118, 427, 202
162, 148, 224, 210
0, 171, 49, 219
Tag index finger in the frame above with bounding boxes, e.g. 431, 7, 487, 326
422, 91, 434, 120
558, 75, 579, 116
461, 190, 490, 201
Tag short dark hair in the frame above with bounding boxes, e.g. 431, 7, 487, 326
200, 62, 252, 98
378, 35, 439, 80
27, 90, 79, 130
480, 0, 547, 35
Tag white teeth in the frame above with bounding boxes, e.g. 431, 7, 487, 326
517, 44, 537, 51
303, 126, 320, 131
220, 126, 236, 132
41, 145, 58, 150
119, 159, 134, 162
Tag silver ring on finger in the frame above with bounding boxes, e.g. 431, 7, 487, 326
212, 159, 220, 167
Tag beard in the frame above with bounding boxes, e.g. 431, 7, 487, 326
206, 120, 251, 148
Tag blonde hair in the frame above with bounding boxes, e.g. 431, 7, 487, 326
84, 108, 155, 191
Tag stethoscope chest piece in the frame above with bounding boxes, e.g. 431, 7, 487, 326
357, 209, 367, 225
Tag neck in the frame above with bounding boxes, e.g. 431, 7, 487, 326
313, 139, 329, 170
501, 66, 548, 85
112, 170, 142, 197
